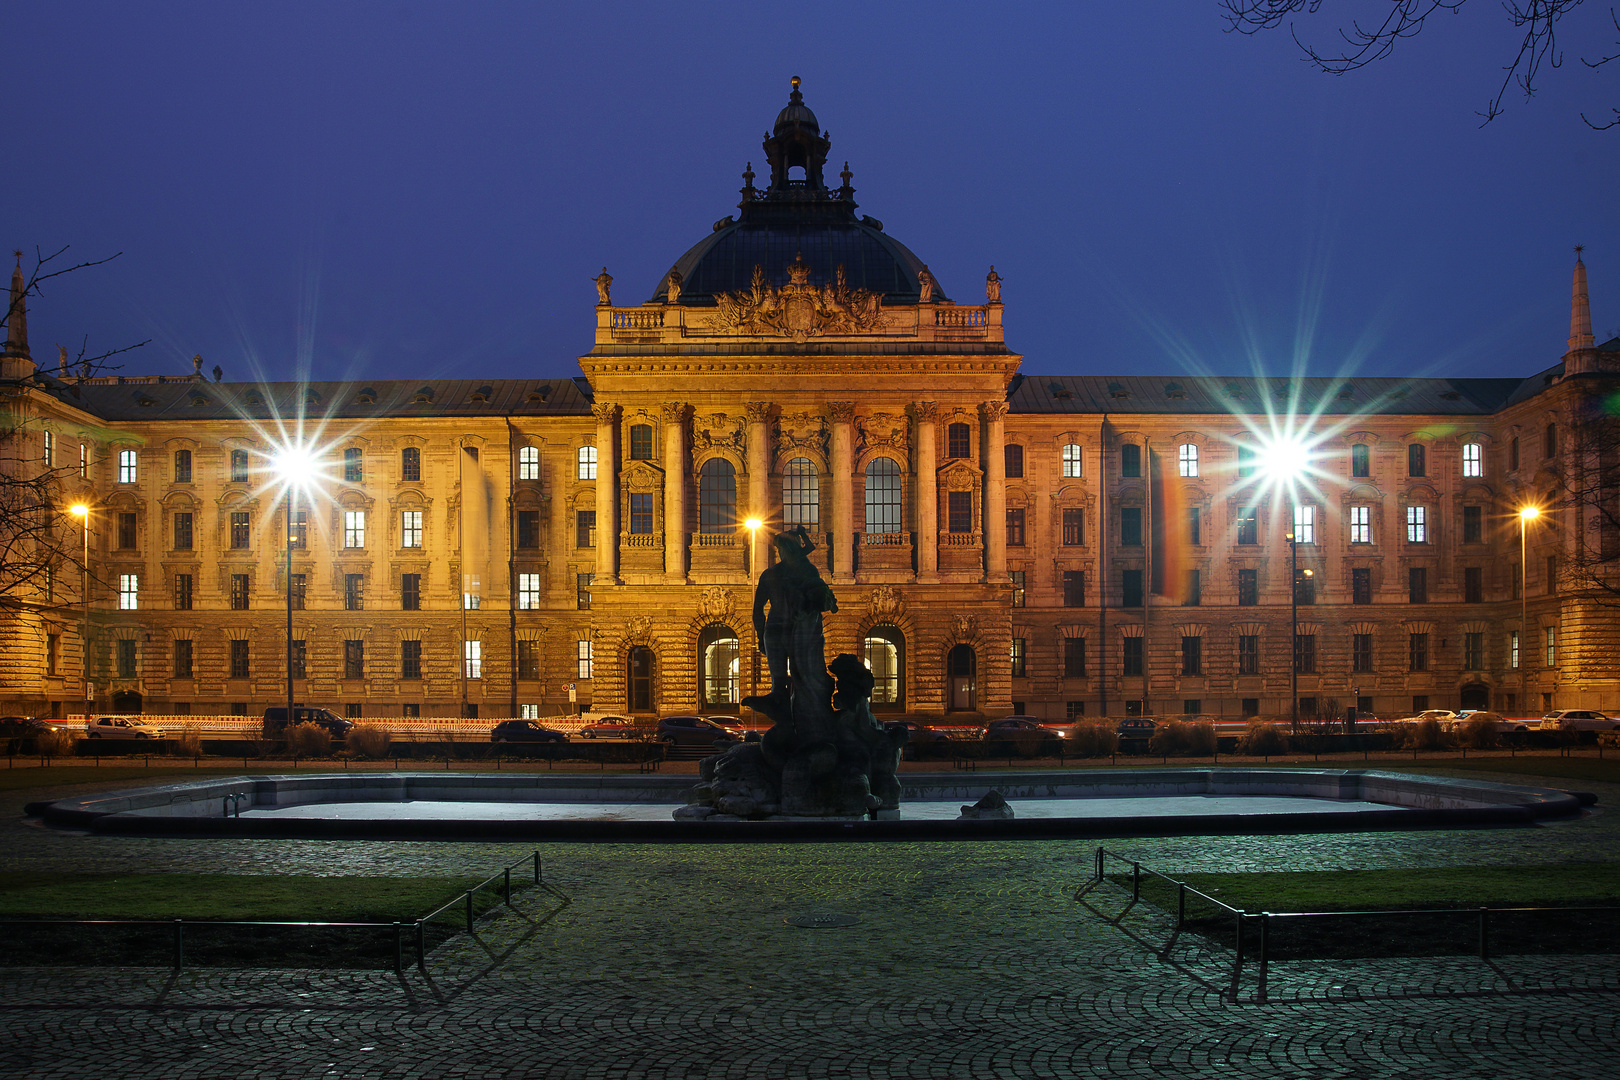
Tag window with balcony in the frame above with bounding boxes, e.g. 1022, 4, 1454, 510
699, 459, 737, 534
864, 458, 902, 534
947, 491, 973, 533
782, 458, 819, 528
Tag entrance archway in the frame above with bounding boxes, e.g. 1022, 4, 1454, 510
1459, 683, 1490, 711
946, 644, 976, 712
111, 690, 143, 714
697, 625, 740, 712
628, 647, 655, 713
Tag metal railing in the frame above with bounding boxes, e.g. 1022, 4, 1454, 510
0, 850, 550, 976
1077, 846, 1620, 1003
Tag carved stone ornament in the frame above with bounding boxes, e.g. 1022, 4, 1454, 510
624, 462, 661, 492
624, 614, 655, 646
951, 614, 980, 642
744, 401, 771, 425
826, 401, 855, 424
856, 412, 909, 458
660, 401, 687, 425
698, 586, 735, 623
705, 254, 885, 339
981, 400, 1010, 422
775, 410, 829, 463
591, 402, 620, 425
692, 413, 745, 454
867, 583, 904, 623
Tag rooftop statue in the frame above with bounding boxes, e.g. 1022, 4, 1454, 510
986, 265, 1002, 303
594, 267, 613, 306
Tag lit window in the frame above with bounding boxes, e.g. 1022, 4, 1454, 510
1461, 442, 1482, 478
577, 639, 594, 680
344, 511, 366, 548
42, 430, 52, 467
1010, 637, 1026, 678
464, 640, 482, 680
401, 510, 423, 548
1349, 505, 1371, 544
1406, 505, 1427, 543
1061, 443, 1082, 478
1178, 443, 1198, 477
118, 574, 139, 609
517, 573, 541, 610
80, 443, 88, 478
783, 458, 819, 528
518, 445, 540, 481
462, 574, 481, 610
118, 449, 137, 483
577, 445, 597, 480
1510, 631, 1520, 669
1292, 505, 1315, 544
520, 704, 539, 720
1545, 626, 1556, 666
698, 458, 737, 534
864, 458, 901, 534
401, 446, 421, 482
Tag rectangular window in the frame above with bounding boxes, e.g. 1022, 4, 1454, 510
578, 445, 597, 480
229, 511, 249, 549
1183, 699, 1202, 717
577, 572, 592, 611
1120, 507, 1143, 546
1064, 637, 1087, 677
1408, 443, 1426, 477
1121, 569, 1143, 608
1294, 633, 1317, 674
1408, 567, 1428, 604
174, 448, 192, 483
118, 449, 137, 483
230, 449, 249, 483
1546, 555, 1557, 594
1465, 566, 1483, 604
230, 573, 249, 610
118, 512, 137, 550
116, 639, 136, 678
947, 491, 973, 533
401, 446, 421, 482
401, 640, 422, 679
1236, 508, 1257, 546
577, 639, 594, 680
289, 509, 307, 549
1184, 569, 1201, 607
1545, 423, 1557, 458
1010, 637, 1026, 678
401, 573, 421, 610
289, 640, 306, 681
344, 639, 364, 680
118, 574, 139, 609
1061, 443, 1083, 478
173, 512, 193, 551
174, 573, 193, 611
517, 641, 541, 681
462, 574, 481, 610
1406, 505, 1427, 543
629, 492, 654, 534
1409, 632, 1429, 672
517, 445, 541, 481
172, 639, 193, 679
1242, 697, 1260, 717
1061, 507, 1084, 546
629, 425, 653, 462
45, 632, 59, 675
1238, 444, 1256, 478
1413, 695, 1431, 714
1178, 443, 1198, 477
518, 703, 538, 719
343, 447, 362, 483
289, 574, 305, 610
1009, 569, 1025, 608
1352, 567, 1372, 605
1188, 507, 1201, 546
229, 639, 249, 679
1349, 505, 1370, 544
1462, 442, 1483, 477
1062, 570, 1086, 607
1462, 505, 1482, 544
1464, 632, 1484, 670
1351, 444, 1370, 477
946, 423, 971, 460
1545, 626, 1556, 666
1291, 505, 1315, 544
1181, 636, 1202, 676
345, 573, 364, 611
1004, 443, 1023, 478
1005, 508, 1025, 547
463, 640, 482, 679
517, 509, 541, 548
577, 510, 596, 548
1120, 444, 1141, 477
80, 443, 88, 478
1353, 634, 1373, 673
1238, 569, 1258, 607
344, 511, 365, 548
1122, 637, 1143, 676
1066, 701, 1086, 720
1294, 568, 1316, 606
401, 511, 422, 548
1509, 437, 1520, 471
517, 572, 540, 610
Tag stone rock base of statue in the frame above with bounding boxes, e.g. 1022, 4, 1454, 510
958, 790, 1014, 820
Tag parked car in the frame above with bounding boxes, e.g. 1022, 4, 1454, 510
656, 715, 743, 747
985, 717, 1064, 755
577, 715, 637, 738
1396, 709, 1459, 726
490, 720, 569, 744
887, 720, 952, 759
262, 707, 354, 740
1538, 710, 1620, 732
1116, 718, 1158, 740
1446, 710, 1533, 734
85, 716, 166, 740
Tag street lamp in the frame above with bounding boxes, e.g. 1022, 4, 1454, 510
272, 447, 319, 729
744, 517, 763, 579
69, 503, 91, 713
1519, 505, 1540, 715
1286, 529, 1299, 732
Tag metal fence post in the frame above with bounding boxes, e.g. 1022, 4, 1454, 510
1132, 862, 1140, 903
504, 867, 512, 906
1257, 913, 1269, 1003
416, 920, 426, 973
173, 919, 184, 971
533, 851, 541, 885
465, 890, 474, 934
1177, 883, 1186, 930
393, 922, 403, 975
1231, 912, 1245, 1001
1478, 907, 1489, 961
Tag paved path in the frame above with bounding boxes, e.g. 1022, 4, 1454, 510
2, 767, 1617, 1078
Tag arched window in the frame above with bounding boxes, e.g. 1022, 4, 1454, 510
517, 445, 540, 480
1061, 443, 1082, 478
1004, 443, 1024, 478
1178, 443, 1198, 477
698, 458, 736, 534
698, 624, 740, 708
629, 424, 653, 461
863, 625, 905, 708
783, 458, 819, 528
627, 647, 654, 712
1461, 442, 1482, 478
400, 447, 421, 482
946, 422, 971, 459
864, 458, 902, 534
577, 445, 597, 480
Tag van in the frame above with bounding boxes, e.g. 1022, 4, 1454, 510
262, 707, 354, 739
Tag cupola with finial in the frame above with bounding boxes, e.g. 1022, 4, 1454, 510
762, 76, 831, 193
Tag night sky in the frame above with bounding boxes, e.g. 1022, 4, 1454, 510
10, 3, 1618, 388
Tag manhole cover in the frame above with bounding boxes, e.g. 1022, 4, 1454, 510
785, 913, 859, 929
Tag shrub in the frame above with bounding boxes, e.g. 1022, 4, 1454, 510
1005, 729, 1047, 758
1148, 720, 1217, 757
1065, 722, 1119, 758
1393, 717, 1448, 751
1235, 721, 1287, 756
1454, 715, 1500, 750
170, 724, 203, 758
36, 726, 75, 759
347, 723, 391, 759
286, 721, 332, 758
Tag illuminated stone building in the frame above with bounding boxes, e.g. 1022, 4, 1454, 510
2, 82, 1617, 722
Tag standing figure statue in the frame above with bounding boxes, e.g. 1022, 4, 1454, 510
985, 265, 1002, 303
665, 269, 683, 304
746, 526, 837, 718
594, 267, 613, 306
917, 265, 937, 303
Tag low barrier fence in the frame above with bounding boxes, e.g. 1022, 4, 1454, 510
1077, 847, 1620, 1003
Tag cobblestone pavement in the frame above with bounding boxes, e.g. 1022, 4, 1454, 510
1, 768, 1617, 1078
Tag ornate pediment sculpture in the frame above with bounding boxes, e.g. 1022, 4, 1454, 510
692, 413, 745, 454
698, 586, 735, 623
775, 410, 829, 463
867, 583, 904, 623
856, 411, 909, 458
707, 254, 884, 339
623, 615, 655, 646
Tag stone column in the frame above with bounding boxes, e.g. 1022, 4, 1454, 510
661, 402, 687, 582
914, 402, 939, 582
745, 401, 771, 576
983, 400, 1009, 581
592, 403, 619, 583
828, 402, 855, 581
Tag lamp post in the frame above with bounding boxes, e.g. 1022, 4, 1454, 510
69, 503, 91, 713
744, 517, 762, 581
272, 448, 317, 729
1519, 505, 1540, 715
1287, 529, 1298, 733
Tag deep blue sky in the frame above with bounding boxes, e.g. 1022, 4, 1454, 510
10, 3, 1618, 387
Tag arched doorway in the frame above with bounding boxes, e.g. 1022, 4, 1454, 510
111, 690, 142, 714
946, 645, 976, 712
698, 625, 740, 712
863, 625, 905, 710
627, 647, 655, 713
1459, 683, 1490, 711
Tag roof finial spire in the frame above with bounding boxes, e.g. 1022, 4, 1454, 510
790, 75, 801, 100
1569, 246, 1594, 353
5, 256, 29, 360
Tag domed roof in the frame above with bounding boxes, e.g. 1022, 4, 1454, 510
649, 78, 944, 306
